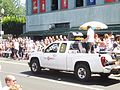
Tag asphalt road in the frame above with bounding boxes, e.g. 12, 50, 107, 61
0, 58, 120, 90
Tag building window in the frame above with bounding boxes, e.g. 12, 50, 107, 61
76, 0, 83, 7
55, 22, 70, 28
51, 0, 58, 11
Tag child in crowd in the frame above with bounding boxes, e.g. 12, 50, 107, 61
2, 75, 22, 90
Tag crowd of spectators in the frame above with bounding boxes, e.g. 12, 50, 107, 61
0, 33, 119, 60
94, 33, 120, 53
0, 35, 68, 60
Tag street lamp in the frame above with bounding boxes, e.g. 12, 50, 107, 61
1, 8, 4, 15
0, 8, 4, 39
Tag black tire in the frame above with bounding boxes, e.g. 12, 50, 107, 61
100, 73, 110, 79
30, 59, 41, 74
75, 64, 91, 81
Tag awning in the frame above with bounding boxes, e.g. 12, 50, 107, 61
20, 28, 81, 37
21, 25, 120, 37
20, 30, 47, 36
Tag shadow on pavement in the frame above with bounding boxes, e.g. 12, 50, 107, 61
21, 69, 120, 86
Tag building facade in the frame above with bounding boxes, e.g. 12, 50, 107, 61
25, 0, 120, 36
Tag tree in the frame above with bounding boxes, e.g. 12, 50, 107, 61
0, 0, 26, 37
0, 0, 3, 16
2, 16, 26, 37
2, 0, 25, 16
0, 0, 2, 9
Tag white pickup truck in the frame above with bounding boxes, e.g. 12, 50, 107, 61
28, 41, 120, 81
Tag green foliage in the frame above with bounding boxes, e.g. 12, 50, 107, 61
2, 16, 26, 36
2, 0, 26, 16
2, 16, 26, 24
1, 0, 26, 37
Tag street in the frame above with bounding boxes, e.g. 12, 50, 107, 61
0, 58, 120, 90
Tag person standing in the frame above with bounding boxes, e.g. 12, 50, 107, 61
13, 39, 20, 60
83, 26, 95, 53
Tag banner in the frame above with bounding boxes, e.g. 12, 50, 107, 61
87, 0, 96, 6
105, 0, 116, 2
40, 0, 46, 13
61, 0, 68, 9
32, 0, 38, 14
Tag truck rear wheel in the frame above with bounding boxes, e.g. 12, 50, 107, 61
30, 59, 41, 74
75, 64, 91, 81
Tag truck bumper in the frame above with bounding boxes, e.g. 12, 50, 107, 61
104, 65, 120, 74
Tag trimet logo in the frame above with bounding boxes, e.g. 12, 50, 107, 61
90, 0, 94, 2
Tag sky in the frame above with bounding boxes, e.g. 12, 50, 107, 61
20, 0, 26, 6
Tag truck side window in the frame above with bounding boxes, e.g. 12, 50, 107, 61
69, 43, 82, 53
45, 43, 59, 53
59, 43, 67, 53
70, 43, 79, 50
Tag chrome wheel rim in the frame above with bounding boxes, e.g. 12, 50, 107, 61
32, 63, 38, 72
78, 68, 86, 79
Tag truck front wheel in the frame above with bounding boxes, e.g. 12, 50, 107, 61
75, 64, 91, 81
30, 59, 41, 74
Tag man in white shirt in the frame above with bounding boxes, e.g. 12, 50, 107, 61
83, 26, 95, 53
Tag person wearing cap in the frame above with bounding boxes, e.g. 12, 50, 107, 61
2, 75, 17, 90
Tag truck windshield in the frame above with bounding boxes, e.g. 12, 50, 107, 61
45, 43, 59, 53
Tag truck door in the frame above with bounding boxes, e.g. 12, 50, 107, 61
54, 43, 67, 70
41, 43, 59, 68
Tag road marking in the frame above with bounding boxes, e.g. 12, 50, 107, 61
0, 71, 104, 90
0, 60, 120, 90
0, 60, 28, 66
35, 77, 105, 90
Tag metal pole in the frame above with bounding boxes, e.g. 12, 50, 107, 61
0, 8, 4, 39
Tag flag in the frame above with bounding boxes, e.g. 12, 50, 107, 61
61, 0, 68, 9
32, 0, 38, 14
87, 0, 96, 6
40, 0, 46, 13
105, 0, 116, 3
